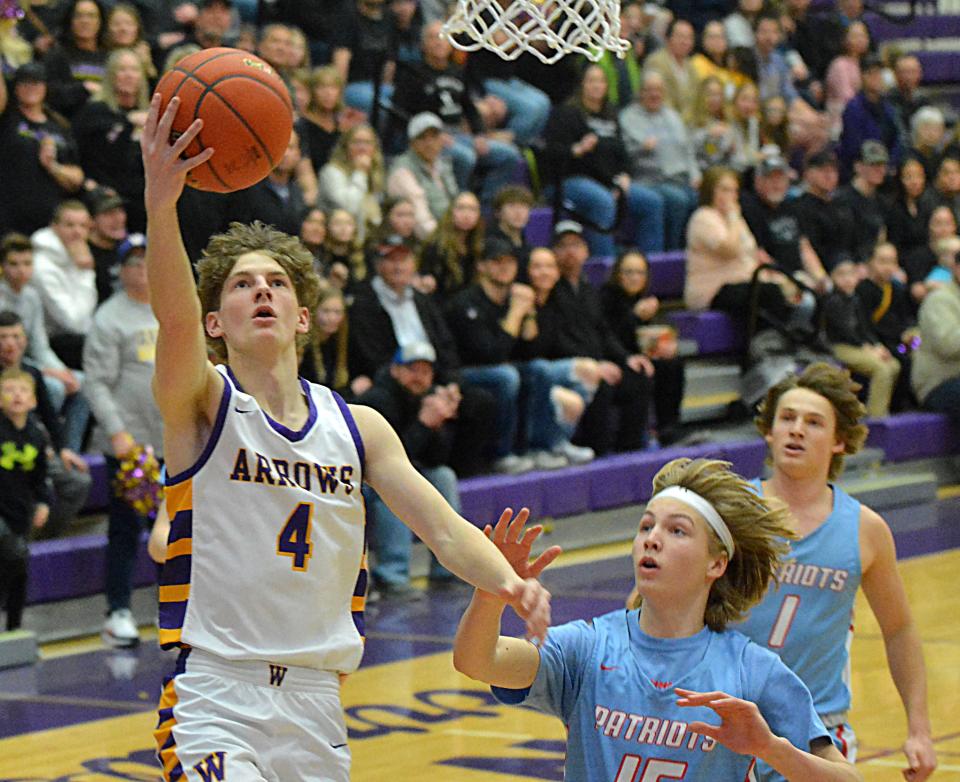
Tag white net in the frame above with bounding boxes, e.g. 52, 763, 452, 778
441, 0, 630, 64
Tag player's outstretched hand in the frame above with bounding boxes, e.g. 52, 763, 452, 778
141, 93, 214, 212
675, 688, 774, 758
901, 733, 936, 781
488, 508, 561, 645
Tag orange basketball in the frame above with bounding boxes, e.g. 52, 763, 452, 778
154, 47, 293, 193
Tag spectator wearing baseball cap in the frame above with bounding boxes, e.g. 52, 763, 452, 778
0, 61, 85, 236
85, 187, 128, 303
387, 112, 459, 241
741, 147, 830, 290
356, 338, 468, 598
838, 50, 903, 182
834, 140, 891, 263
793, 148, 859, 272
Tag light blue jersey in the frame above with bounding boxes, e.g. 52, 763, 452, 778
736, 482, 862, 716
493, 609, 828, 782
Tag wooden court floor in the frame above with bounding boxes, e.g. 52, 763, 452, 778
1, 545, 958, 780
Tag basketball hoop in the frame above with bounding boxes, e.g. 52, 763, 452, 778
441, 0, 630, 64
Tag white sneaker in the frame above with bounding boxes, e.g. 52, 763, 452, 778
552, 440, 595, 465
493, 454, 535, 474
102, 609, 140, 648
531, 450, 568, 470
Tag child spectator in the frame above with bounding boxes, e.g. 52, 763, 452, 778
323, 208, 366, 291
487, 186, 534, 279
856, 242, 917, 410
823, 255, 900, 417
0, 367, 50, 631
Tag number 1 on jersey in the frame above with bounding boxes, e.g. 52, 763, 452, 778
277, 502, 313, 571
768, 594, 801, 648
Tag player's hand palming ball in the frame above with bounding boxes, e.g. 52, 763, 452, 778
153, 47, 293, 193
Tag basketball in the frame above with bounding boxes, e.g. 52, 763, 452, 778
153, 47, 294, 193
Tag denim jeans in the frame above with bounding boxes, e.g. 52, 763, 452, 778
649, 181, 698, 251
448, 133, 524, 209
921, 375, 960, 421
104, 455, 151, 612
364, 465, 459, 586
343, 81, 395, 117
38, 366, 91, 452
521, 358, 595, 450
482, 77, 551, 146
460, 364, 521, 458
561, 177, 665, 256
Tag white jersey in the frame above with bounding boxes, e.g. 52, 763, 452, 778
158, 366, 367, 673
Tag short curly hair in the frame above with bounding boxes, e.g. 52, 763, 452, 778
755, 362, 868, 481
196, 222, 321, 363
631, 458, 794, 632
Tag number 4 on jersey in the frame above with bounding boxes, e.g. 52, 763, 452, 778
277, 502, 313, 571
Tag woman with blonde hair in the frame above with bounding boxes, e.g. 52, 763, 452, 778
296, 65, 363, 173
453, 457, 861, 782
299, 286, 367, 398
104, 3, 156, 82
317, 123, 384, 243
688, 75, 737, 171
418, 191, 485, 298
72, 47, 149, 229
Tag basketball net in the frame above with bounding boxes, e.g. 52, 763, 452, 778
441, 0, 630, 64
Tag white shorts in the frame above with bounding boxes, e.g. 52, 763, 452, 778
821, 712, 858, 762
154, 648, 350, 782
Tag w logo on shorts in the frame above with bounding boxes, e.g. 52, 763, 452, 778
269, 664, 288, 686
193, 751, 226, 781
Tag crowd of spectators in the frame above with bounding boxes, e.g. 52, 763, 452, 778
5, 0, 960, 609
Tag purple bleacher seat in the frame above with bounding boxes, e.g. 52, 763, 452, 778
584, 454, 647, 510
865, 12, 960, 42
459, 475, 503, 527
865, 412, 960, 462
525, 206, 554, 248
646, 251, 686, 300
540, 467, 591, 517
721, 438, 767, 479
667, 310, 745, 355
915, 52, 960, 85
27, 532, 155, 605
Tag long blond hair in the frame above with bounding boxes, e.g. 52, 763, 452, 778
632, 458, 795, 632
96, 47, 149, 112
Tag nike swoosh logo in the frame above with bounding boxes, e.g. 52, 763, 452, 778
330, 742, 348, 749
600, 664, 618, 671
234, 408, 254, 413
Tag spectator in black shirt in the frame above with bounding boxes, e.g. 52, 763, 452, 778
237, 128, 307, 236
85, 186, 127, 303
0, 62, 85, 236
349, 236, 496, 474
332, 0, 397, 117
550, 221, 652, 454
741, 151, 829, 288
934, 155, 960, 227
444, 236, 549, 472
392, 21, 522, 211
856, 241, 916, 410
833, 140, 889, 263
903, 205, 958, 306
72, 47, 149, 231
0, 367, 50, 630
486, 185, 535, 281
792, 147, 856, 272
885, 156, 939, 258
889, 54, 929, 139
43, 0, 109, 118
823, 255, 899, 417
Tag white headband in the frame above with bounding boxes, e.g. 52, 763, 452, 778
649, 486, 735, 558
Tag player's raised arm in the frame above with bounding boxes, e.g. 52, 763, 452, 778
353, 404, 556, 641
453, 509, 561, 689
141, 93, 219, 426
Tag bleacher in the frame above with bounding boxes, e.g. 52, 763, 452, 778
18, 0, 960, 629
